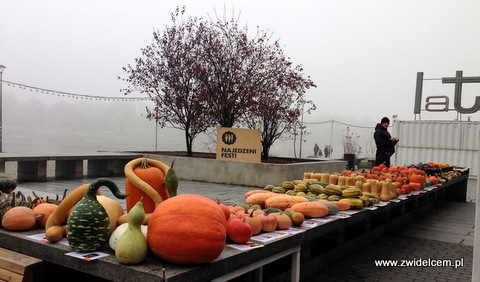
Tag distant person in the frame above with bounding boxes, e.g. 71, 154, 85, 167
314, 143, 320, 157
318, 147, 323, 157
324, 145, 329, 158
374, 117, 399, 167
328, 145, 333, 157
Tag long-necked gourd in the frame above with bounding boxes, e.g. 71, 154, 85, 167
115, 200, 148, 264
67, 178, 127, 252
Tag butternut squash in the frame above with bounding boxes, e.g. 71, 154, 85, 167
369, 180, 379, 196
380, 181, 391, 202
345, 176, 355, 186
320, 172, 330, 183
328, 173, 339, 185
362, 182, 371, 193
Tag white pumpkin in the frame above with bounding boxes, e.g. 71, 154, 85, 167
109, 223, 148, 250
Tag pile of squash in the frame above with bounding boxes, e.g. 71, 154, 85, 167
39, 158, 230, 266
220, 195, 308, 244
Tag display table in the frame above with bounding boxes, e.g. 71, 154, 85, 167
0, 172, 469, 282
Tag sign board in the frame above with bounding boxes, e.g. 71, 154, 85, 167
216, 127, 261, 163
414, 70, 480, 116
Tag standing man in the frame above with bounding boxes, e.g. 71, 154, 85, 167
324, 145, 329, 158
314, 143, 320, 157
374, 117, 399, 167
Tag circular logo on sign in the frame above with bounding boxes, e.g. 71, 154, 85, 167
222, 131, 237, 145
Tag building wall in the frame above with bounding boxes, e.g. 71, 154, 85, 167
392, 120, 479, 178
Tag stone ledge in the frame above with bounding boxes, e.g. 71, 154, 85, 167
143, 153, 347, 187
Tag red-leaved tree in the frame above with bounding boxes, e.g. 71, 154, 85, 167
241, 42, 316, 159
120, 6, 316, 159
119, 7, 212, 156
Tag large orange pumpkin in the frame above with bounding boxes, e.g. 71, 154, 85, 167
125, 158, 168, 213
147, 194, 227, 264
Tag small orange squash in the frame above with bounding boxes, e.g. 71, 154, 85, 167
270, 212, 292, 230
331, 201, 351, 211
242, 213, 262, 235
290, 211, 305, 226
2, 207, 39, 231
33, 203, 58, 227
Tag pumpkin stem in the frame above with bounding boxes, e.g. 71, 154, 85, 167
140, 158, 149, 169
62, 189, 69, 200
171, 160, 175, 169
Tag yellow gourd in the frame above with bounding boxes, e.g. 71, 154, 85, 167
115, 200, 148, 264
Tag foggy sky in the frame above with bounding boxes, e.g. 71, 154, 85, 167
1, 0, 480, 156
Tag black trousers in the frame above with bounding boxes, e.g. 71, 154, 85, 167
375, 151, 391, 167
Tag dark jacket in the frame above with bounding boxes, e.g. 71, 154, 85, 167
374, 123, 396, 156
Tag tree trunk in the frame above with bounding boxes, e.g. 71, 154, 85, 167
185, 130, 193, 156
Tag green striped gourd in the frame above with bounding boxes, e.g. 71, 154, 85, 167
294, 184, 308, 192
309, 184, 325, 195
67, 178, 127, 252
281, 182, 295, 190
324, 184, 342, 196
340, 198, 363, 209
272, 186, 286, 194
342, 187, 363, 198
311, 181, 330, 188
327, 195, 341, 201
317, 193, 329, 200
264, 185, 275, 191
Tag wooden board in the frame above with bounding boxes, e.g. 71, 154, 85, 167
0, 247, 42, 276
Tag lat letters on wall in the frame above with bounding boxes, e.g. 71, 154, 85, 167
414, 70, 480, 115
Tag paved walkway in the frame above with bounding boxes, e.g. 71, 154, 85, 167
14, 177, 478, 282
